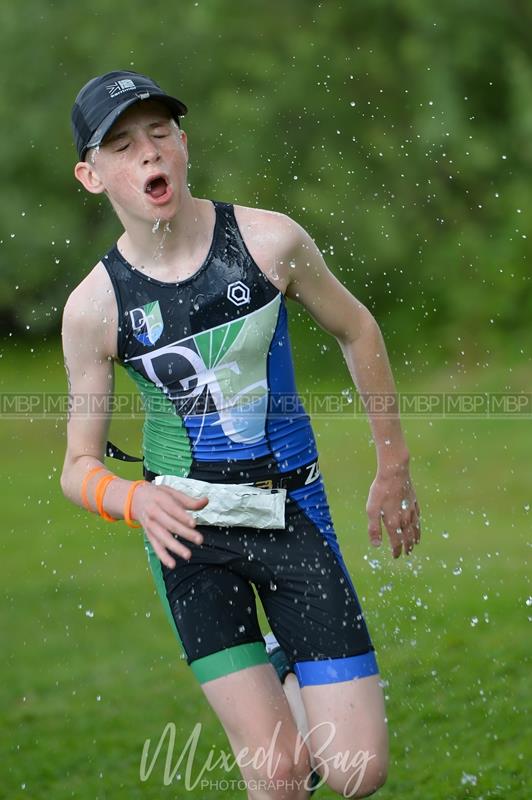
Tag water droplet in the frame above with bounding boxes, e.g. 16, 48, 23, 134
269, 260, 280, 280
85, 609, 94, 618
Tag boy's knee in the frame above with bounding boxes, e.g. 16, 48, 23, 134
319, 752, 388, 798
251, 749, 311, 799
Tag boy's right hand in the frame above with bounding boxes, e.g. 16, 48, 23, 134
131, 483, 208, 568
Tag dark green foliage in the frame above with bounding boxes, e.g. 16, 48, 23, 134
1, 0, 531, 363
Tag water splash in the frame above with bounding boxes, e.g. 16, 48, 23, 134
460, 773, 477, 787
152, 221, 172, 261
269, 257, 280, 281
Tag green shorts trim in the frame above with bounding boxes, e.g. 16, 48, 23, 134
190, 642, 269, 684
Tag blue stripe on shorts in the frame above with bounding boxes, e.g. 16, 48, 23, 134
295, 650, 379, 687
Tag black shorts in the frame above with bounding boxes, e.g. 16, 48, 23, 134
145, 479, 379, 686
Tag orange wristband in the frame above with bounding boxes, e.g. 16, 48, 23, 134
95, 474, 118, 522
124, 480, 145, 528
81, 466, 106, 512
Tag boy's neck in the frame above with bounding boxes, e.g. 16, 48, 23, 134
116, 193, 215, 279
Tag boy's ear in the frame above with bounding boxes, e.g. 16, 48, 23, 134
179, 128, 188, 162
74, 160, 106, 194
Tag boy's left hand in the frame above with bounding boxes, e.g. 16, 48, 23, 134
366, 466, 421, 558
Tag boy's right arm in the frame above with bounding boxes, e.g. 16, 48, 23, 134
60, 278, 207, 567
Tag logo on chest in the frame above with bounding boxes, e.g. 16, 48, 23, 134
227, 281, 250, 307
128, 300, 164, 346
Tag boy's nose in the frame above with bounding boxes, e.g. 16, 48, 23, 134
139, 136, 161, 164
142, 146, 161, 165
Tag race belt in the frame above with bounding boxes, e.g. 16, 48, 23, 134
245, 460, 321, 492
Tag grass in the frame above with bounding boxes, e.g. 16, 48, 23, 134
1, 338, 530, 799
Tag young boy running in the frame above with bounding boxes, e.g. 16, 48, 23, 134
61, 70, 421, 799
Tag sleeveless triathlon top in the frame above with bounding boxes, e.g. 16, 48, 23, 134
101, 200, 319, 483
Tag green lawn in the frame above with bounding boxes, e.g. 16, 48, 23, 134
1, 339, 530, 799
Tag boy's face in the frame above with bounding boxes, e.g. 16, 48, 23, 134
74, 100, 189, 224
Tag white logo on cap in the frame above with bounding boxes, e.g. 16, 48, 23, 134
106, 79, 136, 98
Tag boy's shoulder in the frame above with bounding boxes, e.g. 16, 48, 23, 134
64, 258, 115, 313
233, 203, 302, 240
62, 258, 118, 358
231, 203, 305, 265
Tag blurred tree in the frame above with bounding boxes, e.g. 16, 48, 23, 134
1, 0, 530, 368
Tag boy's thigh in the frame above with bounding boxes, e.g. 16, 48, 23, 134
202, 663, 302, 751
170, 563, 271, 681
201, 664, 312, 786
255, 503, 376, 665
151, 532, 271, 681
301, 674, 388, 795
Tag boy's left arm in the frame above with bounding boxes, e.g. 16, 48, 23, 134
282, 218, 421, 559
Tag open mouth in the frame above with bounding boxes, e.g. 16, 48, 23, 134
144, 175, 170, 200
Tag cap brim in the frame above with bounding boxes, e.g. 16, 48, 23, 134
84, 92, 188, 156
